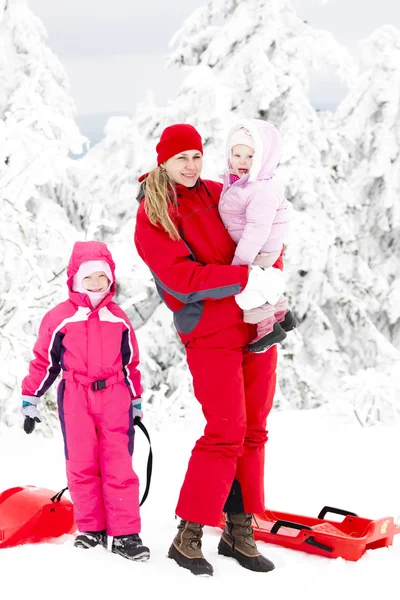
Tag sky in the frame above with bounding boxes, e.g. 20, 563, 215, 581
27, 0, 400, 143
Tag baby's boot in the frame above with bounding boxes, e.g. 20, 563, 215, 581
248, 319, 286, 353
275, 309, 298, 332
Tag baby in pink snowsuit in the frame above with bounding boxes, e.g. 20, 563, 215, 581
219, 119, 297, 352
21, 240, 150, 561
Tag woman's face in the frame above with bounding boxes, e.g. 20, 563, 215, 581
164, 150, 203, 187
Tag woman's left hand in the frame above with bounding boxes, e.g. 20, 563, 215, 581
235, 265, 285, 310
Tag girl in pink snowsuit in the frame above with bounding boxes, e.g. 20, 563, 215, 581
219, 119, 297, 353
20, 241, 150, 561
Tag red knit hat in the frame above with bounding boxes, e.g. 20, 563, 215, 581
156, 124, 203, 165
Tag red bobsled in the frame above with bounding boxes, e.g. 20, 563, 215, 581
0, 486, 76, 549
220, 505, 400, 561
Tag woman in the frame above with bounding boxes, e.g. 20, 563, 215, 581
134, 124, 284, 576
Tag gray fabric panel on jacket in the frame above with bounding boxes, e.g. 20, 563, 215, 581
152, 270, 242, 304
136, 183, 145, 203
155, 281, 165, 301
174, 302, 204, 334
155, 272, 203, 333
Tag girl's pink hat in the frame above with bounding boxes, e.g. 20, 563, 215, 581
229, 127, 255, 152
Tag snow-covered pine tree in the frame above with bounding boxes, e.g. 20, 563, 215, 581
0, 0, 185, 428
335, 25, 400, 346
55, 116, 138, 237
326, 25, 400, 423
68, 0, 400, 422
113, 0, 360, 413
0, 0, 85, 427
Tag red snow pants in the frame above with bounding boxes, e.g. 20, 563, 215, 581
175, 322, 277, 526
57, 375, 140, 536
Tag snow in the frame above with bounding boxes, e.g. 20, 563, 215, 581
2, 0, 400, 595
1, 407, 399, 599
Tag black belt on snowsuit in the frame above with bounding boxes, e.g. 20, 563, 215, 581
62, 370, 125, 389
60, 370, 153, 507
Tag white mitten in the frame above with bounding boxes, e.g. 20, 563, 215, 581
21, 395, 41, 421
261, 267, 285, 305
235, 266, 285, 310
21, 403, 41, 421
132, 400, 143, 421
21, 396, 41, 434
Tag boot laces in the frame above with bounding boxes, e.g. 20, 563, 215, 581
178, 520, 203, 550
243, 514, 256, 546
189, 527, 202, 550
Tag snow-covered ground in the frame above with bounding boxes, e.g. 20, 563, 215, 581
1, 406, 399, 599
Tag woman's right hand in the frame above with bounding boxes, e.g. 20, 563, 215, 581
234, 266, 285, 310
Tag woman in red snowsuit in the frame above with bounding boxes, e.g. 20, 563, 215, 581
134, 125, 283, 576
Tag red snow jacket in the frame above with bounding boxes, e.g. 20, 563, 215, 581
22, 241, 142, 400
135, 178, 269, 343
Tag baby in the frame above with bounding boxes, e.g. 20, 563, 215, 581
219, 119, 297, 352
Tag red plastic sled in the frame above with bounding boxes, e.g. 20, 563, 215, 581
0, 486, 76, 549
220, 505, 400, 561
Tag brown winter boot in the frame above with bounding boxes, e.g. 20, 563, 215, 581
168, 520, 214, 576
218, 512, 275, 572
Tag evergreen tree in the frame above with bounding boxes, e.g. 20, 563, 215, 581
8, 0, 400, 425
103, 0, 362, 413
0, 0, 84, 426
327, 25, 400, 423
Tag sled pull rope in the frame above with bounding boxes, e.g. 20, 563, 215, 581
49, 420, 153, 507
134, 417, 153, 506
51, 487, 68, 503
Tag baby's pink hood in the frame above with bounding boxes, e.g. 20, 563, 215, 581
226, 118, 282, 181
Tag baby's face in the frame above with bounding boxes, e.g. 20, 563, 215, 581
82, 271, 110, 292
231, 144, 254, 177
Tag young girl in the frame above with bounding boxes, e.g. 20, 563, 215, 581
20, 240, 150, 561
219, 119, 297, 353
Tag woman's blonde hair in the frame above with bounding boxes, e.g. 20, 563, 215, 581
140, 166, 180, 240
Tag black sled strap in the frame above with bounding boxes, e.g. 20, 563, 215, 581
52, 419, 153, 507
51, 487, 69, 503
134, 416, 153, 506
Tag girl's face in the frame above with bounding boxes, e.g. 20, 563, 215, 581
231, 144, 254, 177
82, 271, 110, 292
164, 150, 203, 187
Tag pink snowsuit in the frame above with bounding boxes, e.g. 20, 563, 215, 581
219, 119, 291, 267
21, 241, 143, 536
219, 120, 292, 334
